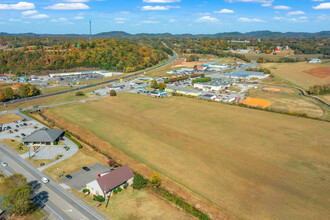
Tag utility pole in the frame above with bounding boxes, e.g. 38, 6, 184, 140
89, 20, 92, 42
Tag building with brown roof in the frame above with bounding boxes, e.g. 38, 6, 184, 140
86, 165, 134, 196
11, 83, 24, 90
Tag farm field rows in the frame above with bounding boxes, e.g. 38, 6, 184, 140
48, 93, 330, 220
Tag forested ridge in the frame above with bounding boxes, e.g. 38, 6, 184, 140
0, 37, 170, 75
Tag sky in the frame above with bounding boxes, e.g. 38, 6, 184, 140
0, 0, 329, 34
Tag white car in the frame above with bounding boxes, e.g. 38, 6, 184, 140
1, 162, 8, 167
41, 177, 49, 183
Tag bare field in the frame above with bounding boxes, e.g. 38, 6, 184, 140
260, 62, 330, 89
48, 93, 330, 220
304, 66, 330, 78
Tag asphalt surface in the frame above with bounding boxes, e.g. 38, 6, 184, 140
0, 51, 178, 107
0, 144, 108, 220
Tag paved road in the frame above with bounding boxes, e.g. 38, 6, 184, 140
0, 51, 178, 107
0, 144, 108, 220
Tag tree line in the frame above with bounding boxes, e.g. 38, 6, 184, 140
0, 84, 41, 102
0, 37, 169, 76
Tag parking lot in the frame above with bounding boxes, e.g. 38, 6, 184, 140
59, 163, 111, 191
53, 73, 104, 84
0, 120, 44, 142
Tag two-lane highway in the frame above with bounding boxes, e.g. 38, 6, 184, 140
0, 143, 108, 220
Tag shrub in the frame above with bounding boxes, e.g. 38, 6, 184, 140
117, 187, 122, 192
82, 188, 90, 194
133, 174, 148, 189
123, 185, 127, 189
110, 90, 117, 96
151, 171, 161, 188
75, 91, 85, 96
112, 189, 117, 195
93, 195, 105, 202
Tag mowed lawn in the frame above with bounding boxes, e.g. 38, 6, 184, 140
49, 93, 330, 220
260, 62, 330, 89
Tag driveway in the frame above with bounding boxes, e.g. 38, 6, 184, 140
59, 163, 111, 191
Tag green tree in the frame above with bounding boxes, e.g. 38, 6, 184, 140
132, 174, 147, 189
151, 80, 159, 89
2, 184, 35, 216
151, 171, 161, 188
3, 87, 14, 101
2, 173, 28, 194
18, 84, 30, 98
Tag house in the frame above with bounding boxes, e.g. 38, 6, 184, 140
11, 83, 24, 90
86, 165, 134, 196
309, 58, 321, 63
166, 86, 202, 97
23, 128, 64, 146
274, 48, 281, 53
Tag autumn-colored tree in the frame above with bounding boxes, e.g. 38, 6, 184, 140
3, 87, 14, 101
0, 92, 4, 102
110, 90, 117, 96
151, 80, 159, 89
158, 82, 167, 91
151, 171, 161, 188
108, 159, 116, 167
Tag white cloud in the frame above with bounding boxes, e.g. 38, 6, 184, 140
142, 20, 160, 24
0, 2, 35, 10
312, 0, 325, 1
119, 11, 130, 14
9, 18, 21, 21
73, 16, 84, 20
23, 21, 30, 24
287, 11, 305, 16
196, 16, 218, 23
114, 18, 128, 23
62, 0, 89, 2
51, 18, 69, 22
238, 17, 264, 22
141, 5, 180, 10
21, 10, 38, 16
273, 5, 291, 10
143, 0, 181, 2
313, 3, 330, 9
169, 18, 177, 22
214, 9, 234, 13
30, 14, 49, 19
317, 14, 330, 20
192, 12, 211, 16
274, 16, 308, 22
45, 3, 90, 10
227, 0, 272, 3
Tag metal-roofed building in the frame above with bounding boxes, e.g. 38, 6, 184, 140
222, 71, 269, 80
194, 79, 235, 92
166, 86, 202, 97
86, 164, 134, 196
23, 128, 64, 146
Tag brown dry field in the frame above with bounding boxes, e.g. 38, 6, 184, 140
0, 113, 22, 124
172, 58, 208, 68
248, 89, 326, 119
260, 62, 330, 89
46, 93, 330, 220
303, 66, 330, 78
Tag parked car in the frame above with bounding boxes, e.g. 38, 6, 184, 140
18, 108, 23, 111
41, 177, 49, 183
33, 106, 39, 108
40, 162, 45, 166
65, 175, 73, 179
82, 166, 90, 171
16, 125, 19, 128
1, 162, 8, 167
21, 133, 26, 137
14, 129, 18, 132
23, 123, 28, 126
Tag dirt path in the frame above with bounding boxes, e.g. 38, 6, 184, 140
41, 109, 232, 220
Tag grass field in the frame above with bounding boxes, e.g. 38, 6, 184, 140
0, 113, 22, 123
0, 139, 28, 154
48, 93, 330, 220
246, 52, 322, 62
73, 187, 194, 220
247, 88, 330, 120
0, 85, 106, 112
260, 62, 330, 89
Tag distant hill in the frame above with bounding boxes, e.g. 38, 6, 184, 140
0, 30, 329, 38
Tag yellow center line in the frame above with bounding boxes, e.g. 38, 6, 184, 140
7, 156, 87, 220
